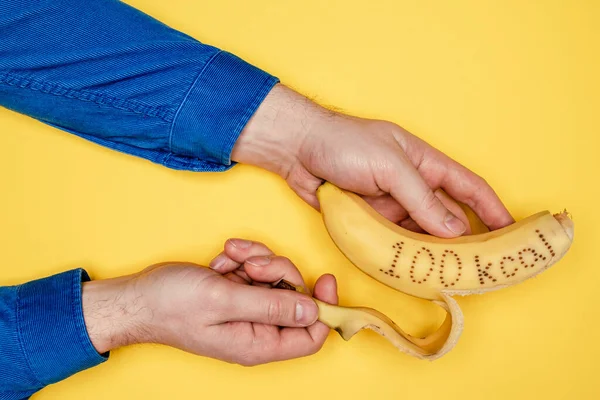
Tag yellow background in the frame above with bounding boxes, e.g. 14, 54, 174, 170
1, 0, 598, 399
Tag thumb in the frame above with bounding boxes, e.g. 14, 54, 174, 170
389, 160, 466, 238
226, 284, 319, 327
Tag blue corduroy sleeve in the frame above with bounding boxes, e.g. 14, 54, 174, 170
0, 269, 107, 399
0, 0, 279, 171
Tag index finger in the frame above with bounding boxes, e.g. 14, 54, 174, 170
440, 159, 515, 230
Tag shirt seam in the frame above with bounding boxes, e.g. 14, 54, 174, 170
0, 72, 176, 122
15, 286, 45, 387
167, 50, 223, 155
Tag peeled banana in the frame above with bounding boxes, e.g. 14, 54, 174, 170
301, 182, 574, 360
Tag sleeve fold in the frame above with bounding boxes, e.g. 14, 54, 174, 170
0, 269, 106, 399
0, 0, 279, 172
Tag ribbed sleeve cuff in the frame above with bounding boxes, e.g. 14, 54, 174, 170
17, 269, 107, 385
169, 50, 279, 171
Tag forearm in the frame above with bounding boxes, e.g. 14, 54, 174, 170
81, 274, 151, 354
0, 268, 162, 399
232, 84, 333, 176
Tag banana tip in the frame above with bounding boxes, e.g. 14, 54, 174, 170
554, 210, 574, 242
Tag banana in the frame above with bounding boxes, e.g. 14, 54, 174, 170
316, 182, 574, 300
303, 182, 574, 360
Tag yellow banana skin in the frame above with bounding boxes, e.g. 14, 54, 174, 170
314, 293, 463, 361
276, 279, 464, 361
316, 182, 574, 301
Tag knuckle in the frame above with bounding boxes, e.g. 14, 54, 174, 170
236, 352, 259, 367
274, 256, 294, 269
261, 341, 281, 360
204, 284, 226, 307
470, 175, 490, 202
474, 174, 488, 188
201, 282, 229, 320
267, 298, 286, 325
278, 256, 291, 264
307, 340, 324, 356
418, 190, 440, 214
205, 285, 222, 302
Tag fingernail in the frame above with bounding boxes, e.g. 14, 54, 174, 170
229, 238, 252, 249
247, 256, 271, 267
209, 253, 228, 271
445, 213, 466, 235
296, 299, 318, 326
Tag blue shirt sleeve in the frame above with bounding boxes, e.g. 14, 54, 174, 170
0, 0, 280, 397
0, 0, 279, 172
0, 269, 107, 399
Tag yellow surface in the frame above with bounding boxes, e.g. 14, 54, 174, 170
1, 0, 598, 399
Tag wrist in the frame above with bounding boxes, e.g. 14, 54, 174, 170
82, 275, 153, 354
231, 84, 324, 177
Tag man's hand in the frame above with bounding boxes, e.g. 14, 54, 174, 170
81, 239, 337, 366
232, 84, 515, 238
